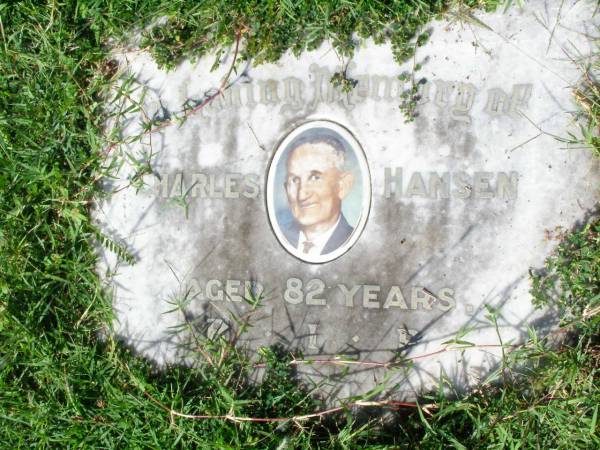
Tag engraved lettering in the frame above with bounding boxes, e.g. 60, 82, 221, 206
281, 77, 304, 112
156, 174, 169, 198
434, 80, 455, 108
383, 286, 409, 309
384, 167, 402, 198
473, 171, 493, 199
451, 82, 476, 122
453, 171, 472, 199
437, 288, 456, 311
207, 90, 228, 111
508, 84, 532, 117
306, 279, 326, 306
284, 278, 303, 304
169, 173, 185, 198
194, 71, 530, 122
354, 74, 370, 101
417, 80, 431, 105
225, 279, 243, 302
371, 75, 394, 101
244, 280, 264, 300
429, 172, 451, 199
497, 171, 519, 199
309, 64, 331, 108
208, 174, 223, 198
338, 284, 360, 307
258, 80, 280, 105
224, 173, 241, 199
207, 318, 228, 340
485, 88, 510, 116
190, 173, 209, 198
187, 278, 203, 299
406, 172, 428, 198
243, 84, 257, 107
206, 279, 223, 301
242, 174, 260, 199
362, 285, 380, 308
307, 324, 319, 350
223, 85, 242, 108
411, 287, 433, 310
328, 72, 353, 110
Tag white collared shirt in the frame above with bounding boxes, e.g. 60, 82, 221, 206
297, 216, 341, 256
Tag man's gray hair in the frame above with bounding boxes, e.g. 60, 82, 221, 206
287, 130, 348, 171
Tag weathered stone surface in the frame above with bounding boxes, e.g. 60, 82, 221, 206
95, 0, 599, 400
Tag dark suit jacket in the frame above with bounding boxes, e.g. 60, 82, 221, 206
281, 214, 354, 255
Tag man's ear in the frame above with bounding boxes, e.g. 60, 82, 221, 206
337, 171, 355, 200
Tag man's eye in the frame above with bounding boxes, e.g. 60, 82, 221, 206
289, 177, 299, 185
309, 174, 321, 181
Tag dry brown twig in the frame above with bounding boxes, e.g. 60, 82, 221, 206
143, 391, 435, 425
103, 28, 245, 157
253, 342, 519, 370
139, 318, 576, 425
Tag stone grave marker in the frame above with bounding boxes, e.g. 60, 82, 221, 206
95, 0, 600, 400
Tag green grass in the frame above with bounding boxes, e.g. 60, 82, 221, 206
1, 0, 598, 447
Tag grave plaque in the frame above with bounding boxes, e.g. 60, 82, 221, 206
96, 0, 600, 400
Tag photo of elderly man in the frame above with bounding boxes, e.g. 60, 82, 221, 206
281, 133, 356, 256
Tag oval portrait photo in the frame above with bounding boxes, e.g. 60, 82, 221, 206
266, 120, 371, 264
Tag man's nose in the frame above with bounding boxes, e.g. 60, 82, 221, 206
298, 181, 311, 201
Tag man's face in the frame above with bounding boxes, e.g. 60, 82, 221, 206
285, 142, 353, 233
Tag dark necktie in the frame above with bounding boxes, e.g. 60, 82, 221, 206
302, 241, 315, 254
